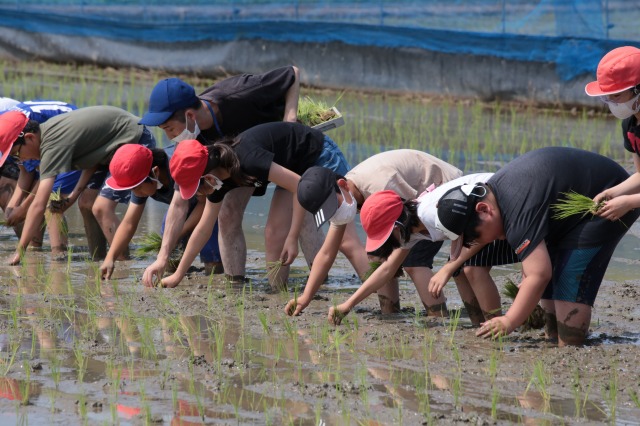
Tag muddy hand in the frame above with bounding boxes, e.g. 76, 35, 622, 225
99, 260, 114, 280
49, 197, 71, 213
328, 305, 349, 326
285, 296, 307, 316
160, 273, 182, 288
429, 269, 450, 298
9, 251, 21, 266
476, 316, 512, 339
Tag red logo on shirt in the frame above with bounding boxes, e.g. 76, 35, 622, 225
515, 239, 530, 255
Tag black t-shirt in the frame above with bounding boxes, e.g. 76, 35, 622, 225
488, 147, 630, 260
621, 116, 640, 155
198, 66, 295, 142
207, 122, 324, 203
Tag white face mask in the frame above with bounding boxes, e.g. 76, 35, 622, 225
603, 93, 640, 120
171, 113, 201, 143
147, 170, 163, 190
329, 188, 357, 226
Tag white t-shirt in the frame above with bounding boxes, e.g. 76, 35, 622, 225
417, 172, 494, 242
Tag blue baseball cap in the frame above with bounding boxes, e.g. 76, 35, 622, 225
139, 78, 199, 126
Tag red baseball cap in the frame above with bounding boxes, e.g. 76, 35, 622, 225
360, 190, 404, 252
0, 110, 29, 168
585, 46, 640, 96
169, 139, 208, 199
105, 144, 153, 190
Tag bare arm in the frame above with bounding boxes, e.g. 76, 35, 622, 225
160, 199, 223, 288
285, 223, 346, 316
141, 190, 189, 286
429, 242, 486, 298
181, 196, 205, 239
282, 65, 300, 123
10, 177, 56, 264
267, 163, 304, 265
100, 202, 145, 279
328, 247, 410, 325
594, 155, 640, 201
477, 241, 551, 338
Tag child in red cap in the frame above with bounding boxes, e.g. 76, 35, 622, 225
98, 144, 221, 279
151, 121, 350, 290
326, 173, 519, 327
585, 46, 640, 221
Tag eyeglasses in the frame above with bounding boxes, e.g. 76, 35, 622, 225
198, 175, 223, 193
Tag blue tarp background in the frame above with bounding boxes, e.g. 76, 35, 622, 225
1, 0, 639, 81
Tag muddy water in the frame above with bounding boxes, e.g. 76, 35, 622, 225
1, 81, 640, 423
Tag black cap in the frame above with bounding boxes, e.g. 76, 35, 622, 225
435, 184, 480, 240
297, 166, 339, 228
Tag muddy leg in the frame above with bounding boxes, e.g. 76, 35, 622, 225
264, 187, 292, 291
463, 265, 502, 319
540, 299, 558, 342
404, 266, 448, 317
78, 189, 107, 260
299, 211, 324, 269
377, 293, 401, 314
218, 187, 253, 281
555, 300, 591, 346
339, 221, 370, 277
453, 272, 486, 326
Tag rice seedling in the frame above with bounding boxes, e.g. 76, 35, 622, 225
525, 360, 551, 412
502, 280, 545, 330
551, 191, 603, 220
297, 93, 343, 128
604, 364, 618, 423
629, 389, 640, 409
258, 312, 270, 336
134, 231, 183, 269
265, 260, 284, 288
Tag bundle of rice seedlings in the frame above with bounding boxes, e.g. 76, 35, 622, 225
135, 231, 183, 269
46, 188, 69, 236
266, 259, 284, 280
502, 280, 545, 330
551, 191, 603, 220
297, 94, 343, 127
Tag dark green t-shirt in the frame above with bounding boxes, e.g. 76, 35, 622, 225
39, 106, 143, 179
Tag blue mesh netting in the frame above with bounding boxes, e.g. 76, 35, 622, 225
1, 0, 639, 81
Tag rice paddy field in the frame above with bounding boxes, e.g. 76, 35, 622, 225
0, 60, 639, 425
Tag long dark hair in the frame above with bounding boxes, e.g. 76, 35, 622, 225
367, 199, 419, 259
205, 137, 256, 186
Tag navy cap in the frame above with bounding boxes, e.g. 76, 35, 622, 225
139, 78, 199, 126
297, 166, 339, 228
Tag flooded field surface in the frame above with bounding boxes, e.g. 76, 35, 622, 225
0, 61, 639, 424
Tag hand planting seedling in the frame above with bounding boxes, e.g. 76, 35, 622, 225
551, 191, 603, 220
502, 280, 545, 330
135, 232, 183, 270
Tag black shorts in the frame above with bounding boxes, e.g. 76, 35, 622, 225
403, 240, 444, 269
465, 239, 518, 267
0, 160, 19, 180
